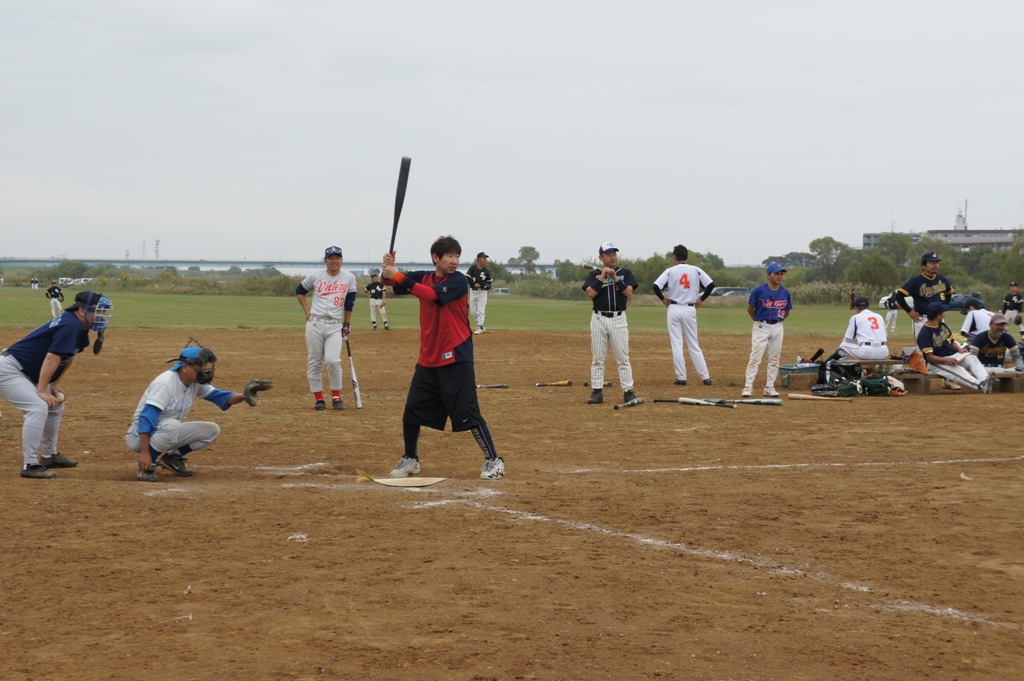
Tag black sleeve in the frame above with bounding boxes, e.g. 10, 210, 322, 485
700, 282, 715, 301
652, 284, 664, 301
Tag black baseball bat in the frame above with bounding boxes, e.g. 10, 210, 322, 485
389, 156, 412, 255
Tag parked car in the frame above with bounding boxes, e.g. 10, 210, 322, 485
492, 288, 510, 295
948, 293, 985, 313
709, 287, 750, 298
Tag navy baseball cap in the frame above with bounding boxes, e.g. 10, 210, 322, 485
766, 262, 787, 274
925, 302, 949, 318
921, 252, 942, 264
1011, 282, 1020, 287
324, 246, 343, 258
477, 252, 489, 259
598, 242, 619, 255
854, 296, 869, 308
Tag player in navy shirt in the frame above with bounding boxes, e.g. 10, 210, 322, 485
969, 314, 1024, 371
0, 290, 112, 478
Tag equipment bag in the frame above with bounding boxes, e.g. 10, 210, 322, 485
835, 377, 891, 397
818, 360, 863, 386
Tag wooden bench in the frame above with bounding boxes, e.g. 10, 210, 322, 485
896, 373, 942, 394
988, 372, 1024, 393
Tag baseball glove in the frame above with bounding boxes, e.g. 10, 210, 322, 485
243, 379, 274, 406
1015, 314, 1021, 326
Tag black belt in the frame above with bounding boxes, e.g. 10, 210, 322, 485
668, 301, 696, 306
760, 320, 781, 325
594, 310, 624, 317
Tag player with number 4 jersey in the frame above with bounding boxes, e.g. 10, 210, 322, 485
653, 245, 715, 385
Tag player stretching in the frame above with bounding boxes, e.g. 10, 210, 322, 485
381, 235, 504, 480
296, 246, 357, 410
742, 263, 792, 398
364, 270, 389, 330
652, 244, 715, 386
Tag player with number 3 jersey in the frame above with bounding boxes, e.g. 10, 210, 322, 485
653, 245, 715, 385
838, 297, 888, 360
296, 246, 357, 410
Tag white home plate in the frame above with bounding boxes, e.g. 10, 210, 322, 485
356, 470, 446, 487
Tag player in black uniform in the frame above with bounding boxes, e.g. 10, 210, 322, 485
364, 270, 389, 330
466, 252, 493, 335
896, 252, 954, 341
1000, 281, 1024, 340
916, 302, 990, 392
969, 314, 1024, 371
45, 281, 64, 319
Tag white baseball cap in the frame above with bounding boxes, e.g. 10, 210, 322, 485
598, 242, 619, 255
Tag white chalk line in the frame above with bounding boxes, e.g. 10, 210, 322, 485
408, 498, 1022, 634
568, 454, 1024, 475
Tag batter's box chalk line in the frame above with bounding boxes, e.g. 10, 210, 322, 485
571, 454, 1024, 475
407, 498, 1022, 634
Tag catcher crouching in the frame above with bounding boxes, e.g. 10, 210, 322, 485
125, 344, 273, 482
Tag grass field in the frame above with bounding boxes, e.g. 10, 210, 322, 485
0, 286, 874, 337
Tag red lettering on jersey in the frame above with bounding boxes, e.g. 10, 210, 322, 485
869, 317, 879, 330
316, 280, 349, 295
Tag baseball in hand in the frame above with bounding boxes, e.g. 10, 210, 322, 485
57, 393, 65, 404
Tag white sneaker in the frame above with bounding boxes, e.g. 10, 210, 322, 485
473, 327, 486, 335
741, 389, 752, 398
388, 457, 420, 478
480, 457, 504, 480
981, 378, 995, 394
763, 388, 780, 398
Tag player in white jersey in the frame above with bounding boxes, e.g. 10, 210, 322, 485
652, 245, 715, 385
296, 246, 358, 410
838, 297, 889, 360
960, 298, 994, 340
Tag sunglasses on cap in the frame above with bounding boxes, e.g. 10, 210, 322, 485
324, 246, 343, 257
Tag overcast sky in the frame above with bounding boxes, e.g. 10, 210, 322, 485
2, 1, 1023, 267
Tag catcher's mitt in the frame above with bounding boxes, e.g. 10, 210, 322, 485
1015, 314, 1022, 326
243, 379, 274, 406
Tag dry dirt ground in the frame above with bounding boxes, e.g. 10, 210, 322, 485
1, 327, 1022, 680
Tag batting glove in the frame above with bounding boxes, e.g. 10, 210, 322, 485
342, 322, 351, 339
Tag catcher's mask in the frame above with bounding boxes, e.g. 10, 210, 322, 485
67, 290, 113, 333
169, 346, 217, 384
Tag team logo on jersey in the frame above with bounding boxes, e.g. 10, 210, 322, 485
317, 280, 349, 295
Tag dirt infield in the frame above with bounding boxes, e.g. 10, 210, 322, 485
1, 328, 1022, 680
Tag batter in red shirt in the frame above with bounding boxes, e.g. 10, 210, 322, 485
381, 235, 505, 480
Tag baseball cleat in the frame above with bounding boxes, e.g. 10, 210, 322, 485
674, 379, 687, 386
314, 399, 326, 410
622, 390, 637, 403
389, 457, 421, 478
21, 464, 57, 479
702, 378, 713, 385
158, 454, 194, 477
741, 389, 752, 398
480, 457, 505, 480
763, 388, 780, 398
332, 398, 345, 410
137, 466, 159, 482
474, 326, 485, 335
41, 452, 78, 468
586, 389, 604, 404
384, 323, 390, 331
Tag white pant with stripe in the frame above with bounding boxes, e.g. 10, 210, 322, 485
0, 353, 64, 466
927, 355, 989, 391
666, 304, 709, 381
590, 312, 633, 391
470, 290, 488, 329
744, 321, 784, 391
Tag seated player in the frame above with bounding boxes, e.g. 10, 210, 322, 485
917, 302, 992, 393
960, 298, 994, 340
838, 297, 888, 360
969, 314, 1024, 374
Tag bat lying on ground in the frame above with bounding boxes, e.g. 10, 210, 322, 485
583, 381, 613, 387
536, 381, 572, 387
476, 384, 510, 389
719, 398, 782, 406
613, 397, 644, 410
788, 393, 852, 402
654, 398, 736, 409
